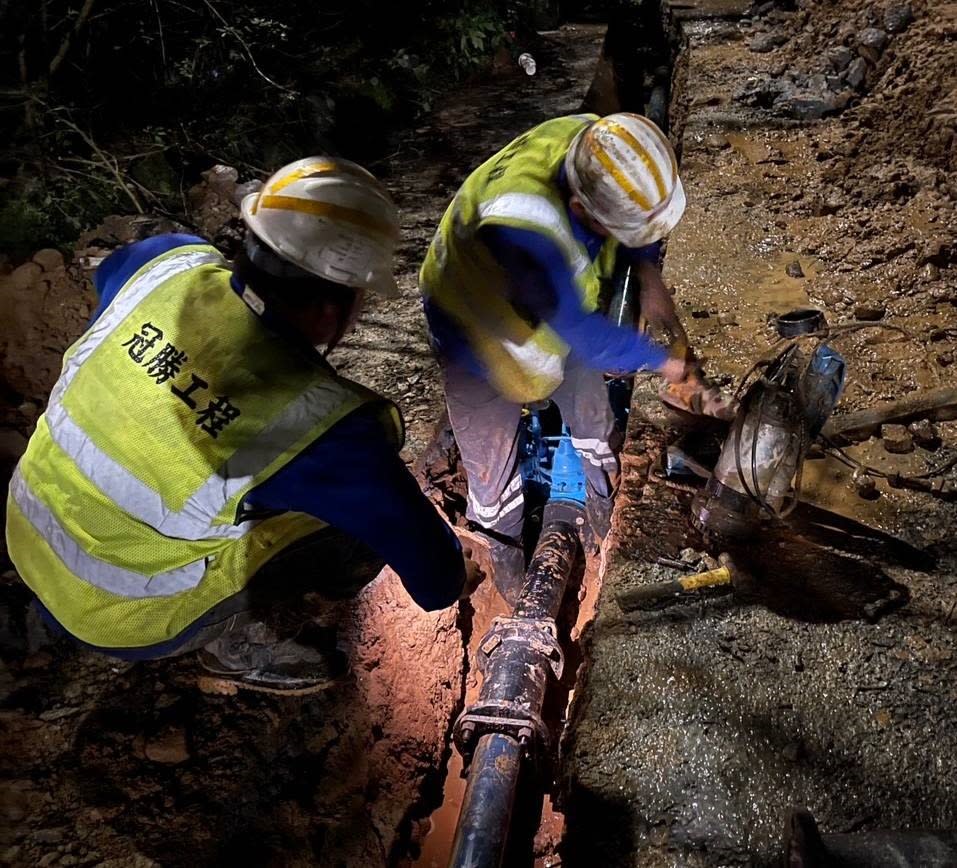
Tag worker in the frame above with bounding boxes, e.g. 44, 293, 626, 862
6, 157, 481, 694
419, 113, 693, 601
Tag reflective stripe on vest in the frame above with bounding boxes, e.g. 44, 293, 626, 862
9, 468, 205, 597
6, 243, 402, 647
477, 193, 590, 277
420, 115, 619, 402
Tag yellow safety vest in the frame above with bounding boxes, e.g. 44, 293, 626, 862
5, 243, 402, 648
419, 114, 620, 403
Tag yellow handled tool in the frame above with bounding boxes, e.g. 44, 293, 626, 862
616, 554, 737, 613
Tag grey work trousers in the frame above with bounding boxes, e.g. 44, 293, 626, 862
442, 357, 619, 595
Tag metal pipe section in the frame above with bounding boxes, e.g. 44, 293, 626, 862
785, 808, 957, 868
514, 508, 582, 621
449, 500, 584, 868
447, 734, 522, 868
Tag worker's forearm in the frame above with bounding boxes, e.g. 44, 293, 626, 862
635, 258, 688, 347
482, 225, 669, 374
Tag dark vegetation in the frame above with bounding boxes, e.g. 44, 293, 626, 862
0, 0, 574, 255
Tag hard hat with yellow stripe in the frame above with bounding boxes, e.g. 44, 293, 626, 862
241, 156, 401, 296
565, 113, 685, 247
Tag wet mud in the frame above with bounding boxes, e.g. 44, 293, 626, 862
0, 24, 611, 868
563, 1, 957, 865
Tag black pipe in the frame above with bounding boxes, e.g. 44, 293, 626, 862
514, 504, 582, 620
785, 808, 957, 868
449, 500, 583, 868
448, 734, 522, 868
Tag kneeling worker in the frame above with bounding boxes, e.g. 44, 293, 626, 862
6, 157, 480, 693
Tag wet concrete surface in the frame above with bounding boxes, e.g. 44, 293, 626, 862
563, 1, 957, 865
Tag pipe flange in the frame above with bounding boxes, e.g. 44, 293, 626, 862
453, 701, 550, 764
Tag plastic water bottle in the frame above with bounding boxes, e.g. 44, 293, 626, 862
518, 53, 537, 76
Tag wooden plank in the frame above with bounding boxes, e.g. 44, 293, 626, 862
822, 387, 957, 443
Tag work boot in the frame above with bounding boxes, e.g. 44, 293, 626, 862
489, 541, 527, 607
197, 621, 346, 695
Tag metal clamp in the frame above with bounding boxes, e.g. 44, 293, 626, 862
477, 615, 564, 680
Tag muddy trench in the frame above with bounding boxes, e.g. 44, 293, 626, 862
2, 1, 957, 866
562, 1, 957, 866
0, 20, 626, 868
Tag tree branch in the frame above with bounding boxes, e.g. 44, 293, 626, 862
48, 0, 97, 78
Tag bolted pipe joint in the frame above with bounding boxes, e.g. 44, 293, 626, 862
453, 616, 564, 765
449, 499, 584, 868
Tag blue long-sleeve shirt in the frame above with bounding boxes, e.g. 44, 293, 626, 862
424, 170, 669, 377
91, 234, 464, 614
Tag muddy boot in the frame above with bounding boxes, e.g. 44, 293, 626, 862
197, 621, 346, 696
585, 492, 613, 552
489, 540, 527, 607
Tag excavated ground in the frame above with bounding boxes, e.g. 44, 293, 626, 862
563, 1, 957, 865
0, 25, 606, 868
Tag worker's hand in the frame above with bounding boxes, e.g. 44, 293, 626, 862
459, 544, 486, 600
658, 355, 690, 384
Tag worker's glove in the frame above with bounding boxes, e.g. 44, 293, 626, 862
659, 376, 736, 420
459, 544, 487, 601
657, 355, 690, 384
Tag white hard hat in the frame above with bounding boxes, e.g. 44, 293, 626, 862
241, 156, 401, 297
565, 113, 686, 247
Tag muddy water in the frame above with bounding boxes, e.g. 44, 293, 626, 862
563, 1, 957, 865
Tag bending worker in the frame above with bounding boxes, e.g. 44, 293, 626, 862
6, 157, 480, 694
420, 113, 691, 601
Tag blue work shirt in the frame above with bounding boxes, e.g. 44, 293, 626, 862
89, 234, 465, 616
424, 166, 668, 378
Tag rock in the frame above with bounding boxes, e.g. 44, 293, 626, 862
718, 312, 738, 326
691, 310, 711, 319
7, 261, 43, 291
855, 475, 880, 500
845, 57, 868, 88
705, 133, 730, 150
858, 27, 888, 63
32, 248, 65, 273
919, 238, 951, 267
937, 351, 953, 367
921, 263, 941, 282
750, 31, 784, 53
826, 45, 854, 71
883, 1, 913, 33
909, 419, 941, 450
202, 163, 239, 192
882, 424, 914, 454
786, 260, 805, 278
33, 829, 65, 845
231, 179, 263, 207
679, 547, 701, 565
782, 94, 831, 120
18, 401, 40, 422
145, 728, 189, 764
816, 191, 846, 215
782, 741, 802, 762
826, 74, 845, 90
854, 304, 886, 320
